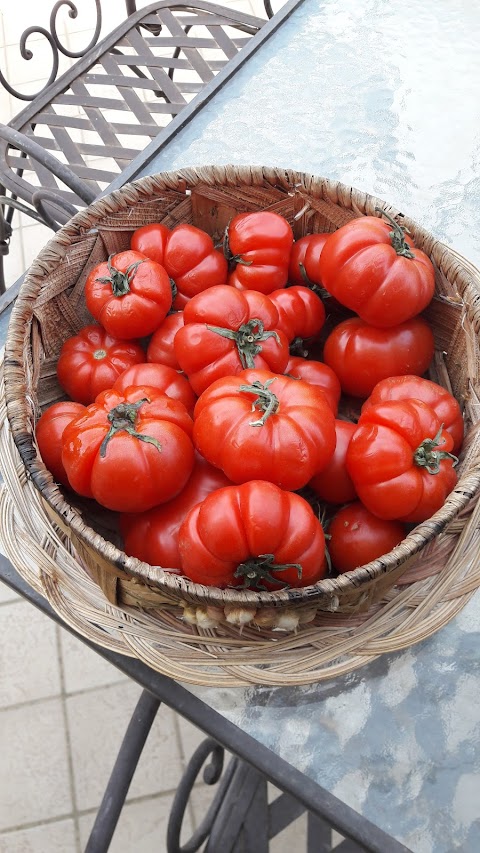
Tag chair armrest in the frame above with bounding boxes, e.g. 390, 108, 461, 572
0, 124, 97, 206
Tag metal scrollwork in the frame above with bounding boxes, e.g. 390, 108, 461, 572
166, 738, 236, 853
0, 27, 58, 101
0, 0, 101, 101
50, 0, 102, 59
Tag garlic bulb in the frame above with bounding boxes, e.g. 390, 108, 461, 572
274, 610, 300, 632
195, 606, 223, 629
223, 604, 256, 627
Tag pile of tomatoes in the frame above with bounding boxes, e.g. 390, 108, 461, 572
35, 208, 463, 592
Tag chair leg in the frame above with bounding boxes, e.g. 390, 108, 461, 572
84, 689, 161, 853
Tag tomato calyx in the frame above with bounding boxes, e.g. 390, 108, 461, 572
233, 553, 302, 590
223, 227, 253, 268
413, 425, 459, 474
206, 319, 280, 369
375, 208, 415, 259
96, 255, 146, 297
289, 263, 329, 301
238, 378, 280, 426
99, 398, 162, 458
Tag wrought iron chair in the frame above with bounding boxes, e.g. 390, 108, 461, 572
0, 0, 271, 294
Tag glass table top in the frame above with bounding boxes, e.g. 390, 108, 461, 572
135, 1, 480, 849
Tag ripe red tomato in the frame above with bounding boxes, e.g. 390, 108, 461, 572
288, 233, 330, 286
61, 386, 195, 512
328, 502, 406, 573
226, 211, 294, 293
112, 362, 196, 415
288, 235, 315, 285
346, 399, 458, 522
85, 250, 172, 339
56, 324, 145, 405
131, 223, 228, 309
120, 452, 231, 570
269, 285, 326, 342
362, 374, 464, 453
323, 316, 435, 398
146, 312, 184, 370
130, 222, 170, 262
35, 401, 86, 487
310, 420, 357, 504
285, 356, 341, 414
193, 368, 336, 490
319, 213, 435, 327
178, 480, 327, 588
174, 285, 290, 395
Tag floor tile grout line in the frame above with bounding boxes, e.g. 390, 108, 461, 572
0, 811, 77, 837
56, 624, 83, 853
0, 673, 131, 713
0, 787, 188, 838
0, 691, 64, 714
79, 786, 184, 817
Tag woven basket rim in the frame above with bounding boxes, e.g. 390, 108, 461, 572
5, 164, 480, 608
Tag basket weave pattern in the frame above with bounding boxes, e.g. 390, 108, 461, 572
2, 379, 480, 686
4, 166, 480, 637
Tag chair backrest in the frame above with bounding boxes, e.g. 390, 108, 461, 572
0, 1, 266, 210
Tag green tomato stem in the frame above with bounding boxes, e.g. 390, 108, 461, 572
96, 255, 146, 297
413, 424, 458, 474
375, 207, 415, 259
207, 318, 280, 370
222, 223, 253, 268
237, 378, 280, 426
234, 553, 302, 591
99, 398, 162, 458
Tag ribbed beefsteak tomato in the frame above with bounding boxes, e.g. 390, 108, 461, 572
346, 399, 458, 522
323, 316, 435, 398
61, 386, 195, 512
288, 233, 330, 287
309, 419, 357, 505
174, 285, 290, 395
225, 211, 294, 294
178, 480, 327, 589
269, 285, 325, 342
131, 223, 228, 309
362, 374, 464, 453
319, 212, 435, 327
193, 368, 336, 490
85, 250, 172, 339
56, 324, 145, 405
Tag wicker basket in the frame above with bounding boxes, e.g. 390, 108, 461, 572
4, 165, 480, 633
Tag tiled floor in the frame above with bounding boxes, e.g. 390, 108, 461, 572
0, 2, 313, 851
0, 579, 311, 852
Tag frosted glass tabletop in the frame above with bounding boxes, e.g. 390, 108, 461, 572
134, 1, 480, 850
